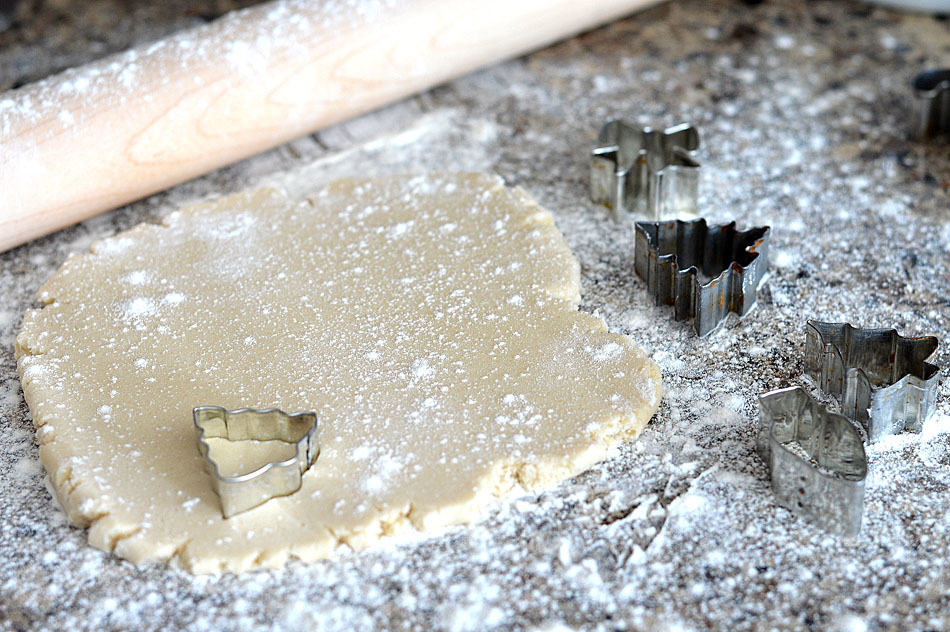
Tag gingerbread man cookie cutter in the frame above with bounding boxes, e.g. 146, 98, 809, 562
590, 120, 700, 222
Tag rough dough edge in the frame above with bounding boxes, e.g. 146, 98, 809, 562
14, 174, 663, 573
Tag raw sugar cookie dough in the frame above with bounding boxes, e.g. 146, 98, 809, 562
16, 174, 662, 574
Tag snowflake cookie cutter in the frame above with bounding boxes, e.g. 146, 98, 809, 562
804, 321, 940, 444
193, 406, 320, 518
757, 386, 867, 537
912, 69, 950, 139
590, 120, 700, 222
634, 218, 770, 337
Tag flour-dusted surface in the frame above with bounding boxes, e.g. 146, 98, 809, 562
15, 174, 661, 573
1, 0, 949, 629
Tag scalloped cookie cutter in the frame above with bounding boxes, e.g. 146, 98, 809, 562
634, 218, 770, 337
590, 120, 700, 222
193, 406, 320, 518
805, 320, 940, 443
757, 386, 867, 536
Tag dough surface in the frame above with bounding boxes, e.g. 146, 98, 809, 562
16, 174, 661, 573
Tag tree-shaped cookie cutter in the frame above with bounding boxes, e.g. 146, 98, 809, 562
590, 120, 700, 222
805, 321, 940, 443
757, 386, 867, 536
634, 218, 770, 337
193, 406, 320, 518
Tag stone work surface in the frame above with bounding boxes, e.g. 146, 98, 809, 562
1, 0, 949, 629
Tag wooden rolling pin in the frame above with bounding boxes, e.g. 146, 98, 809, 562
0, 0, 660, 253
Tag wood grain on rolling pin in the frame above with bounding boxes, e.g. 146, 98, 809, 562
0, 0, 659, 252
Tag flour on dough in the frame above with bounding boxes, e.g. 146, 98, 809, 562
16, 174, 662, 573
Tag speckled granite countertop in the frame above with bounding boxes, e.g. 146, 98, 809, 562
1, 0, 949, 630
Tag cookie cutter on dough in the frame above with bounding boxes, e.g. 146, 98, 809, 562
590, 120, 700, 222
805, 320, 940, 444
634, 218, 770, 337
757, 386, 867, 537
193, 406, 320, 518
912, 69, 950, 139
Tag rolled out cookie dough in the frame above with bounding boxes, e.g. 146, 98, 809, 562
16, 173, 662, 573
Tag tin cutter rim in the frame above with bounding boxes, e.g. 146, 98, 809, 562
193, 406, 320, 518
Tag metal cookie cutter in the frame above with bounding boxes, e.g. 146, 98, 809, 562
193, 406, 320, 518
634, 219, 770, 336
912, 69, 950, 139
590, 120, 700, 222
757, 386, 867, 536
805, 320, 940, 443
